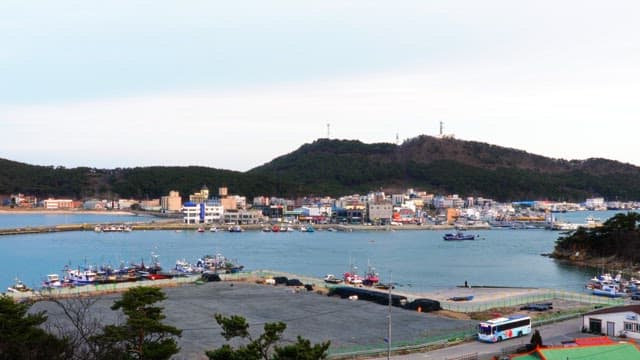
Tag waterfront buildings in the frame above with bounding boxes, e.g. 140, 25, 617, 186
161, 191, 182, 213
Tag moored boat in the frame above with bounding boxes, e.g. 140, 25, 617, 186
592, 284, 623, 298
7, 278, 32, 293
195, 253, 243, 273
65, 268, 98, 285
443, 231, 476, 241
324, 274, 343, 284
363, 263, 380, 286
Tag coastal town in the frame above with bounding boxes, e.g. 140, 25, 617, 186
3, 186, 639, 231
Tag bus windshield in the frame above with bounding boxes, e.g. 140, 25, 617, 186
479, 324, 493, 335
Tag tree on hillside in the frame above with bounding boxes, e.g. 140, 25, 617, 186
205, 313, 330, 360
91, 286, 182, 360
554, 212, 640, 263
0, 295, 71, 360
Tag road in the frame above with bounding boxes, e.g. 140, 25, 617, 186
369, 317, 586, 360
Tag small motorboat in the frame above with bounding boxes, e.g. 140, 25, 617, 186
443, 231, 476, 241
324, 274, 343, 284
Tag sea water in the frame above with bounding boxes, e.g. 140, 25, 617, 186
0, 211, 620, 293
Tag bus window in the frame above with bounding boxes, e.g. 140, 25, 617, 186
479, 325, 493, 335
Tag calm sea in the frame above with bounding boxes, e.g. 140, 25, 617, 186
0, 211, 620, 293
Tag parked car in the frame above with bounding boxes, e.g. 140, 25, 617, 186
631, 293, 640, 300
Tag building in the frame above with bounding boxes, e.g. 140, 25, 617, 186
582, 305, 640, 338
139, 199, 161, 211
585, 197, 606, 211
223, 209, 264, 225
161, 191, 182, 213
182, 201, 224, 224
189, 185, 210, 204
43, 198, 74, 209
83, 200, 106, 210
512, 337, 640, 359
367, 202, 393, 225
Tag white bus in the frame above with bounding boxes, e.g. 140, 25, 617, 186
478, 315, 531, 343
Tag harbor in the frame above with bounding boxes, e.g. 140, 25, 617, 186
0, 213, 604, 295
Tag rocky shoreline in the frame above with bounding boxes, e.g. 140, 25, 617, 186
551, 251, 638, 276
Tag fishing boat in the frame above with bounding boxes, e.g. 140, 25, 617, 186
197, 227, 205, 233
195, 253, 244, 273
443, 231, 476, 241
228, 225, 244, 232
362, 263, 380, 286
42, 273, 74, 288
7, 278, 32, 293
343, 271, 363, 285
65, 268, 98, 285
592, 284, 624, 298
174, 259, 199, 274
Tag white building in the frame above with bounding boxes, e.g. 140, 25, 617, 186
182, 201, 224, 224
585, 197, 606, 211
43, 198, 74, 209
583, 305, 640, 339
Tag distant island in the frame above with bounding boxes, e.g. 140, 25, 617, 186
552, 212, 640, 272
2, 135, 640, 201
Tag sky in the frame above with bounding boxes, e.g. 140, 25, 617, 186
2, 1, 639, 171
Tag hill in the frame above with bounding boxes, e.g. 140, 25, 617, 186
2, 135, 640, 201
552, 212, 640, 270
248, 135, 640, 201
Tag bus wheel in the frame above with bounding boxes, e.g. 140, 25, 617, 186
497, 337, 502, 342
518, 331, 523, 337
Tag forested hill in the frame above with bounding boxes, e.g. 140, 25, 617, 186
2, 135, 640, 201
248, 136, 640, 201
552, 212, 640, 268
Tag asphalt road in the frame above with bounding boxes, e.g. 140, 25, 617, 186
31, 281, 476, 360
368, 317, 586, 360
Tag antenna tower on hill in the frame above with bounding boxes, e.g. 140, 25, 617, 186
439, 121, 455, 139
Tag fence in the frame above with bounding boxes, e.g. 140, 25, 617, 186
440, 289, 624, 313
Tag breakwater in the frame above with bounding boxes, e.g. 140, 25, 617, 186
0, 221, 490, 236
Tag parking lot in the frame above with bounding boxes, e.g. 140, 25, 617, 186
32, 281, 476, 359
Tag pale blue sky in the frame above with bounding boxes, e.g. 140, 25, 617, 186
2, 1, 639, 171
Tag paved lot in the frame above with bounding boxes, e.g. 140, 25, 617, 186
32, 281, 476, 360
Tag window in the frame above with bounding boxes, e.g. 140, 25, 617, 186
496, 319, 531, 332
624, 322, 640, 333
